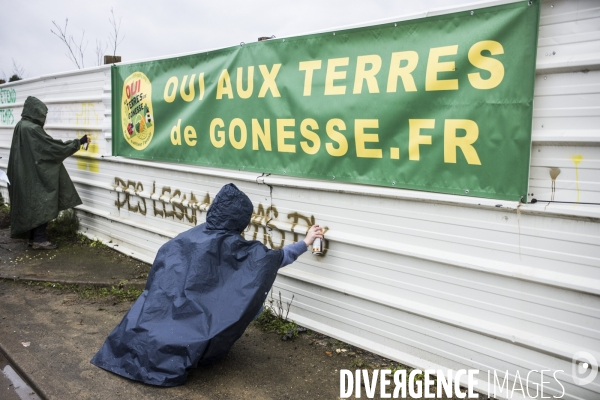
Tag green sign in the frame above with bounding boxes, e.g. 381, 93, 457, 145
112, 1, 540, 201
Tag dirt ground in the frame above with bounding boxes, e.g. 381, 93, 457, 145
0, 230, 149, 288
0, 280, 397, 399
0, 227, 489, 399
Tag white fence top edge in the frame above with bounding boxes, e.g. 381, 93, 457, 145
0, 0, 522, 85
0, 65, 110, 88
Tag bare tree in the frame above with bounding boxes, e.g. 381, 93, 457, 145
94, 39, 108, 66
11, 59, 25, 80
2, 59, 26, 82
51, 18, 88, 69
108, 8, 125, 57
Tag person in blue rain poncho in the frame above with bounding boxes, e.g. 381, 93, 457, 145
91, 183, 323, 386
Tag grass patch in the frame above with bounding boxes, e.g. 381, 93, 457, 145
254, 290, 306, 339
389, 364, 408, 375
47, 209, 79, 241
78, 285, 144, 302
0, 194, 9, 229
351, 357, 373, 369
254, 307, 300, 337
13, 279, 144, 302
0, 205, 106, 249
75, 233, 107, 248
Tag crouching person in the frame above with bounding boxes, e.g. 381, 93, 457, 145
91, 183, 323, 386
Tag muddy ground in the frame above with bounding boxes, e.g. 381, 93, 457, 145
0, 231, 149, 288
2, 280, 430, 400
0, 226, 488, 399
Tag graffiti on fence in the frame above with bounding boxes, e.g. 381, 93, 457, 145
0, 109, 14, 125
114, 178, 204, 226
112, 177, 326, 250
0, 88, 16, 104
75, 103, 100, 173
76, 103, 99, 126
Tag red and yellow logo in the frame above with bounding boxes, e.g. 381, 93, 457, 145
122, 72, 154, 150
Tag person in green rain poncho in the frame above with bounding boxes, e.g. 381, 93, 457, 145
7, 96, 90, 250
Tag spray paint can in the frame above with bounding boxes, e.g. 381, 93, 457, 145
312, 237, 323, 255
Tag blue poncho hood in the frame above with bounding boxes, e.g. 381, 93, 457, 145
205, 183, 253, 232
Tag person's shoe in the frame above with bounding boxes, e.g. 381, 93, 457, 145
32, 241, 58, 250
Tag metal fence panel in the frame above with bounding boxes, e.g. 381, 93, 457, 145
1, 1, 598, 398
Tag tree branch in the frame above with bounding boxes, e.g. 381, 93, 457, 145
11, 59, 25, 79
108, 8, 125, 57
95, 39, 108, 66
51, 18, 87, 69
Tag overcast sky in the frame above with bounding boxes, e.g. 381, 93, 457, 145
1, 0, 483, 80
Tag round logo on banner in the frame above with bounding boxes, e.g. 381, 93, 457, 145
121, 71, 154, 150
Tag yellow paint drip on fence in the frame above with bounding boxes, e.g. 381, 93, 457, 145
75, 103, 100, 173
571, 155, 583, 203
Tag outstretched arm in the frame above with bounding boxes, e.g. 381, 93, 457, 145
31, 127, 89, 163
279, 225, 323, 268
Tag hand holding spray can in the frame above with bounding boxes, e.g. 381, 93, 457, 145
305, 224, 324, 255
312, 237, 323, 255
311, 225, 324, 255
80, 134, 90, 150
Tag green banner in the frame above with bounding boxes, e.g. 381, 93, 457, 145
112, 1, 540, 201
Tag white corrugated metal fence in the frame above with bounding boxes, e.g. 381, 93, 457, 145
1, 1, 598, 399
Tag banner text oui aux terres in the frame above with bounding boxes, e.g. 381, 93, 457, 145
112, 1, 540, 201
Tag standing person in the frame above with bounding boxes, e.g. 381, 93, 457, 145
91, 183, 324, 386
7, 96, 90, 249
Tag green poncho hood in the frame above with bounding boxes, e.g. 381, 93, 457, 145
21, 96, 48, 126
7, 96, 82, 237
